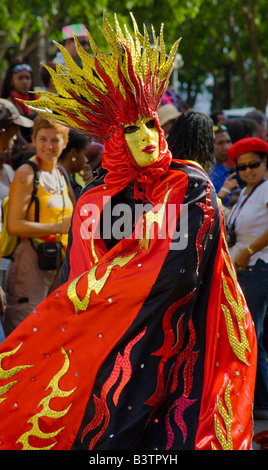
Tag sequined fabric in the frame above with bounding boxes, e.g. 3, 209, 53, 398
0, 12, 257, 450
21, 13, 181, 143
0, 161, 257, 450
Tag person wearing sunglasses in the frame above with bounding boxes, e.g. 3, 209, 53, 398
209, 124, 240, 208
227, 136, 268, 420
52, 23, 89, 67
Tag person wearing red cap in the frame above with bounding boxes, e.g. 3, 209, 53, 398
227, 136, 268, 419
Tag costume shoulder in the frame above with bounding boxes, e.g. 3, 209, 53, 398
80, 168, 107, 196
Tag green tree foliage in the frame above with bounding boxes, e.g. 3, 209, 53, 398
0, 0, 108, 75
0, 0, 267, 110
170, 0, 268, 111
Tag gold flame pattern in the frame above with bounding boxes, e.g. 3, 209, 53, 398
16, 347, 76, 450
68, 188, 171, 314
0, 343, 33, 404
211, 233, 252, 449
221, 248, 250, 365
139, 188, 171, 251
213, 381, 233, 450
67, 252, 137, 314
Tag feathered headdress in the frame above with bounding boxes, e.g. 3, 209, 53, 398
24, 12, 181, 144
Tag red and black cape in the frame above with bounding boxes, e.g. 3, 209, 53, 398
0, 156, 256, 450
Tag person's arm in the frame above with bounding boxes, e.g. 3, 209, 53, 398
234, 225, 268, 270
218, 172, 239, 200
0, 286, 6, 316
68, 184, 77, 207
7, 164, 71, 238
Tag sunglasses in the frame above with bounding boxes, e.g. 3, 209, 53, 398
13, 64, 32, 73
68, 37, 89, 47
71, 38, 89, 47
236, 161, 262, 172
213, 125, 227, 132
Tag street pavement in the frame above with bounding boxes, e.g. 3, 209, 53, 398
252, 419, 268, 450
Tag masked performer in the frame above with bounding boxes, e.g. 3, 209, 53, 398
0, 14, 256, 450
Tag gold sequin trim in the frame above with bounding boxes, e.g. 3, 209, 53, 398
0, 343, 33, 404
139, 188, 171, 251
212, 381, 233, 450
16, 347, 76, 450
67, 252, 137, 314
221, 251, 250, 365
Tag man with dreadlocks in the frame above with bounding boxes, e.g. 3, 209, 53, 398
0, 13, 256, 450
167, 110, 215, 172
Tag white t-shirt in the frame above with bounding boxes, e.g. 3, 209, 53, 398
0, 164, 14, 201
227, 179, 268, 265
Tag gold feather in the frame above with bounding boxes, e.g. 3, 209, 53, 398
53, 41, 84, 77
19, 12, 182, 135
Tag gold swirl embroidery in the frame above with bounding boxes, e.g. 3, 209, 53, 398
16, 347, 76, 450
67, 252, 137, 314
221, 251, 250, 364
139, 188, 171, 251
212, 381, 233, 450
91, 235, 99, 264
71, 187, 171, 315
68, 188, 171, 313
0, 343, 33, 404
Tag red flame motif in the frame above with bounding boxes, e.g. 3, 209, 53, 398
145, 290, 196, 408
166, 396, 197, 448
81, 328, 146, 449
145, 291, 199, 448
195, 184, 215, 274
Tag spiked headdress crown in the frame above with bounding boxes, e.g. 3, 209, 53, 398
25, 13, 181, 143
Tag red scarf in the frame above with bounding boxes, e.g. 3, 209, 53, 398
10, 90, 34, 115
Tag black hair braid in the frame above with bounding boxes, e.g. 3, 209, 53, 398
167, 110, 215, 171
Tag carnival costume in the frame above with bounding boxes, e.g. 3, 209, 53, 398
0, 14, 256, 450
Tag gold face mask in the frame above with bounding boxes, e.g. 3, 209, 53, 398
124, 117, 160, 167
